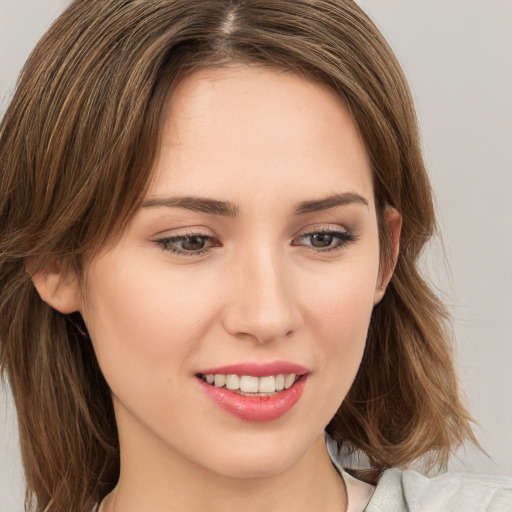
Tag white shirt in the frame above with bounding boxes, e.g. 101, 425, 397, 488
327, 435, 512, 512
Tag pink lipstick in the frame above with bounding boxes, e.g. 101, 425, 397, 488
197, 361, 309, 422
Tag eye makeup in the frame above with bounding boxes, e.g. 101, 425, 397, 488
155, 232, 222, 257
154, 226, 359, 258
291, 227, 359, 254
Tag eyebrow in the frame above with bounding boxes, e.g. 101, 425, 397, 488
142, 196, 239, 217
142, 192, 368, 217
293, 192, 368, 214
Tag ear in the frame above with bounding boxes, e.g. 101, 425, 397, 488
29, 260, 82, 314
374, 206, 402, 304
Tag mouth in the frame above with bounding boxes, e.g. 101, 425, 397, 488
196, 363, 309, 422
199, 373, 301, 396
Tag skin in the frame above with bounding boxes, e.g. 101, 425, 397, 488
33, 66, 400, 512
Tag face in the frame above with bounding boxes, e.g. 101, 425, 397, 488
77, 66, 394, 479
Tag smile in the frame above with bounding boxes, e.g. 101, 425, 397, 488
200, 373, 299, 395
197, 362, 309, 422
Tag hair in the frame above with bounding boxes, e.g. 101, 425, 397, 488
0, 1, 476, 511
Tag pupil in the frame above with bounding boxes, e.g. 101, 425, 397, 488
182, 236, 205, 251
311, 233, 333, 247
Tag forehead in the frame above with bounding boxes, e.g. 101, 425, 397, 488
148, 65, 374, 207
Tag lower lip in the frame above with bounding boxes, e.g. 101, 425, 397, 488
198, 375, 308, 422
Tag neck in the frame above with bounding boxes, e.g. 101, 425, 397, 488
103, 433, 346, 512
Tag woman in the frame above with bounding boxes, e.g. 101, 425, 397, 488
0, 1, 510, 511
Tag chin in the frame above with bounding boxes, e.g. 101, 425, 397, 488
196, 427, 322, 480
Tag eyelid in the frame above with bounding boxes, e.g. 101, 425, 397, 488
153, 224, 357, 258
291, 225, 359, 252
294, 223, 350, 237
153, 228, 222, 258
151, 225, 218, 239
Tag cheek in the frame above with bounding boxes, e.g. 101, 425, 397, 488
305, 251, 379, 333
303, 255, 380, 396
81, 253, 218, 390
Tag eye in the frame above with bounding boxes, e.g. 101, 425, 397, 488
155, 234, 220, 256
308, 232, 337, 248
292, 229, 358, 252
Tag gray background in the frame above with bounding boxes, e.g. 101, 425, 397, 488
1, 1, 511, 510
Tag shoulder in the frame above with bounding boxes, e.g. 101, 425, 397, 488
366, 468, 512, 512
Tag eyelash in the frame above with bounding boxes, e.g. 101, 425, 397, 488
155, 233, 220, 257
155, 228, 358, 257
292, 228, 358, 253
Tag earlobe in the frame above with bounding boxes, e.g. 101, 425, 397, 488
374, 206, 402, 304
29, 261, 82, 314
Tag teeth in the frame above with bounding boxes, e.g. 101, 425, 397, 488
240, 375, 259, 393
284, 374, 296, 389
214, 374, 226, 387
225, 374, 240, 390
204, 373, 298, 394
258, 376, 276, 393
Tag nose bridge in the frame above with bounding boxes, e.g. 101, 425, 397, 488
223, 242, 301, 343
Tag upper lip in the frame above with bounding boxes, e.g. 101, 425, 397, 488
197, 361, 309, 377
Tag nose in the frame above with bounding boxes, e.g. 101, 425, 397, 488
221, 247, 303, 344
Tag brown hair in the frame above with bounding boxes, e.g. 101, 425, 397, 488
0, 1, 475, 510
